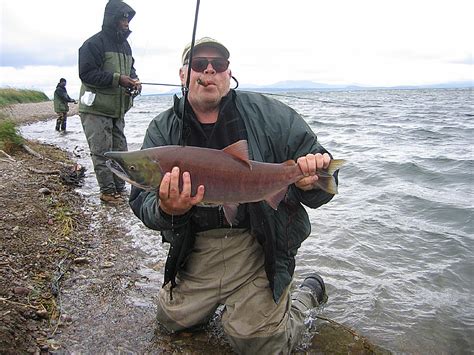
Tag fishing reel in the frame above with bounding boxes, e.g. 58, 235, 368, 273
125, 86, 140, 98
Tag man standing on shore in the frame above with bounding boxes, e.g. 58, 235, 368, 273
78, 0, 141, 204
53, 78, 76, 131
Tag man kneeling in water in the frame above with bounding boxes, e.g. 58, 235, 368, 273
130, 37, 338, 354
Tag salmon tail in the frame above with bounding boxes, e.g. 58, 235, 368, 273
327, 159, 346, 175
313, 159, 345, 194
315, 176, 338, 194
265, 187, 288, 210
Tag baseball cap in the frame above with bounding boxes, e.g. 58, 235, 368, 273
182, 37, 230, 64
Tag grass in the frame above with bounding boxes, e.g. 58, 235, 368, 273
0, 117, 24, 153
0, 88, 49, 107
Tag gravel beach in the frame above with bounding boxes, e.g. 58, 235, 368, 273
0, 101, 79, 125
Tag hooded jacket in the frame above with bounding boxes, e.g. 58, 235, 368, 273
53, 83, 75, 113
78, 0, 138, 119
129, 90, 337, 303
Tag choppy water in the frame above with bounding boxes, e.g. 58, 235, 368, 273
21, 88, 474, 353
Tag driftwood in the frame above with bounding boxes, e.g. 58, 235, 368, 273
27, 167, 60, 175
22, 144, 43, 159
0, 149, 16, 162
22, 144, 69, 167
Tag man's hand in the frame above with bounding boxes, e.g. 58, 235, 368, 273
294, 153, 331, 191
135, 81, 142, 94
119, 75, 138, 89
158, 167, 205, 215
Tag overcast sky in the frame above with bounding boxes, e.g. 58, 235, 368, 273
1, 0, 473, 98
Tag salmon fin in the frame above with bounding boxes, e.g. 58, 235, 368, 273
315, 176, 338, 195
222, 204, 239, 226
326, 159, 346, 176
265, 187, 288, 210
222, 140, 252, 170
282, 159, 296, 166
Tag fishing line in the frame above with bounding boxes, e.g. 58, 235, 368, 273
237, 90, 349, 106
180, 0, 201, 146
140, 80, 349, 107
140, 82, 182, 87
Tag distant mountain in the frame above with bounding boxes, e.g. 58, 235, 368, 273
266, 80, 345, 89
160, 80, 472, 95
239, 80, 473, 91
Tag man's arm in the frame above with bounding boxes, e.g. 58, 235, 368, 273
285, 113, 338, 209
78, 41, 115, 88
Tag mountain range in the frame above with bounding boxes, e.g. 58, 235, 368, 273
239, 80, 473, 91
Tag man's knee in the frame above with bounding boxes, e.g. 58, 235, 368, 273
156, 303, 187, 333
156, 302, 212, 334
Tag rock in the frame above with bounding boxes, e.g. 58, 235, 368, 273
38, 187, 51, 195
60, 314, 73, 323
73, 257, 90, 265
13, 286, 31, 296
35, 309, 49, 319
101, 261, 115, 269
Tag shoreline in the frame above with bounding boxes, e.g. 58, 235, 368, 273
0, 101, 79, 125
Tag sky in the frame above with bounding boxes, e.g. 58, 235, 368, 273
1, 0, 473, 98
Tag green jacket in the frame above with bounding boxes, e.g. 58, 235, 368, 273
53, 84, 75, 113
78, 0, 137, 119
129, 90, 336, 302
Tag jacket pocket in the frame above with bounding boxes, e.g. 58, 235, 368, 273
91, 90, 118, 117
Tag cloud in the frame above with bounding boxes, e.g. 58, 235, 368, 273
0, 48, 78, 67
449, 55, 474, 66
1, 0, 473, 93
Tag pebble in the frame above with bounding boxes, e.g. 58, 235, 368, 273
101, 261, 115, 269
38, 187, 51, 195
73, 257, 90, 265
35, 309, 49, 319
13, 286, 31, 296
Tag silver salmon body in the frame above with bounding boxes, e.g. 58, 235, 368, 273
105, 140, 344, 224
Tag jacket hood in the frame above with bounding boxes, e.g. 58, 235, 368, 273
102, 0, 136, 31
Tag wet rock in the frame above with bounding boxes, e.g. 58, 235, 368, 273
38, 187, 51, 195
73, 257, 90, 265
35, 309, 49, 319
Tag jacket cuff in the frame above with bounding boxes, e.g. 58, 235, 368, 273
112, 73, 121, 87
156, 205, 193, 229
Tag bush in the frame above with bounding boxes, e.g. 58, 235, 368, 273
0, 88, 49, 107
0, 119, 24, 153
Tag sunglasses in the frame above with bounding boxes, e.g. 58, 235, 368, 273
189, 57, 230, 73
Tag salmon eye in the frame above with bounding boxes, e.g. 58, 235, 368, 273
129, 165, 136, 171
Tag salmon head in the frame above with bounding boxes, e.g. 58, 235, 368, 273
104, 150, 163, 191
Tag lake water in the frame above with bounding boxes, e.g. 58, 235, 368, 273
21, 88, 474, 353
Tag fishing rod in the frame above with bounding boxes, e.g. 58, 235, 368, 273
180, 0, 201, 146
139, 80, 345, 106
141, 82, 181, 87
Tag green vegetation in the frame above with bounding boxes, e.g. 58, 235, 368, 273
0, 88, 49, 107
0, 118, 24, 153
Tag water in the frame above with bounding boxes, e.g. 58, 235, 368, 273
20, 88, 474, 353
